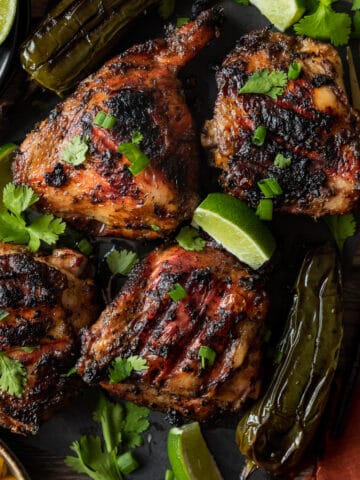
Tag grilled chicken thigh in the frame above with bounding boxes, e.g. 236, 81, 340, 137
202, 30, 360, 216
78, 243, 268, 419
0, 243, 98, 434
13, 10, 220, 239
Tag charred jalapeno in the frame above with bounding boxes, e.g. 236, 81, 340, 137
236, 243, 343, 475
20, 0, 162, 95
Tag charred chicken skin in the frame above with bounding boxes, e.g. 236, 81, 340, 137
202, 30, 360, 216
13, 10, 220, 239
78, 243, 268, 419
0, 243, 98, 434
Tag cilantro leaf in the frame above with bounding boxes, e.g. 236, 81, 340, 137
324, 213, 357, 252
122, 402, 150, 448
274, 153, 291, 169
3, 184, 38, 217
158, 0, 176, 19
176, 226, 206, 251
294, 0, 351, 47
61, 136, 89, 166
109, 356, 148, 384
0, 183, 66, 251
106, 249, 139, 276
93, 393, 125, 453
239, 69, 288, 100
65, 436, 122, 480
131, 131, 143, 145
27, 215, 66, 252
0, 353, 27, 396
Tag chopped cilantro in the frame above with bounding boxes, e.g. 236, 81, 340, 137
274, 153, 291, 169
177, 17, 189, 27
324, 213, 357, 252
19, 346, 40, 353
109, 356, 149, 384
167, 283, 187, 301
239, 69, 288, 100
294, 0, 351, 47
0, 352, 27, 396
106, 249, 139, 276
61, 366, 77, 378
61, 136, 89, 166
0, 183, 66, 252
198, 346, 216, 369
158, 0, 176, 19
176, 226, 206, 251
118, 131, 150, 176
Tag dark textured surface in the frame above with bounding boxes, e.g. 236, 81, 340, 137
1, 0, 359, 479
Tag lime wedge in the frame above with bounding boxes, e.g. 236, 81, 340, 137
250, 0, 306, 32
168, 422, 223, 480
0, 0, 17, 45
193, 193, 276, 270
0, 143, 17, 210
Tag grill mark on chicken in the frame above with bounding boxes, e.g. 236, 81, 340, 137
78, 243, 268, 419
13, 10, 221, 239
0, 244, 98, 434
202, 29, 360, 216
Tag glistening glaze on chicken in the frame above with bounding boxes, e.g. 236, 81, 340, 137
0, 243, 98, 434
13, 10, 220, 239
77, 243, 268, 419
202, 30, 360, 216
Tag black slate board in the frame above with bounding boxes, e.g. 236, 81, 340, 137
2, 1, 360, 479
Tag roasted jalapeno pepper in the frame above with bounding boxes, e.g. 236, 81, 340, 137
236, 243, 343, 474
20, 0, 161, 95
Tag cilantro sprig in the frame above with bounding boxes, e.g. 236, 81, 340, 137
0, 352, 27, 396
106, 249, 139, 276
239, 69, 288, 100
65, 393, 150, 479
294, 0, 351, 47
61, 136, 89, 166
109, 356, 149, 384
0, 183, 66, 252
176, 226, 206, 252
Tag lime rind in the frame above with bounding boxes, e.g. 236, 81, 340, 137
250, 0, 306, 31
168, 422, 223, 480
0, 0, 17, 45
193, 193, 276, 270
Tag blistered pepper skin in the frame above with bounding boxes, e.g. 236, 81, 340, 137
20, 0, 160, 95
236, 244, 343, 474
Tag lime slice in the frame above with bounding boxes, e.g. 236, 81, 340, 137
0, 143, 17, 210
0, 0, 17, 45
168, 422, 223, 480
250, 0, 306, 32
193, 193, 276, 270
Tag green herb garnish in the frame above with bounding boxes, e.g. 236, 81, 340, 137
239, 69, 288, 100
77, 238, 93, 256
0, 352, 27, 396
274, 153, 291, 169
198, 346, 216, 369
61, 366, 77, 378
252, 125, 267, 146
93, 112, 117, 130
61, 136, 89, 166
106, 249, 139, 276
167, 283, 187, 301
177, 17, 189, 27
287, 62, 302, 80
117, 451, 139, 475
256, 199, 273, 221
294, 0, 351, 47
0, 310, 9, 321
109, 356, 149, 384
19, 346, 40, 353
258, 178, 283, 197
0, 183, 66, 252
176, 226, 206, 252
118, 131, 150, 176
